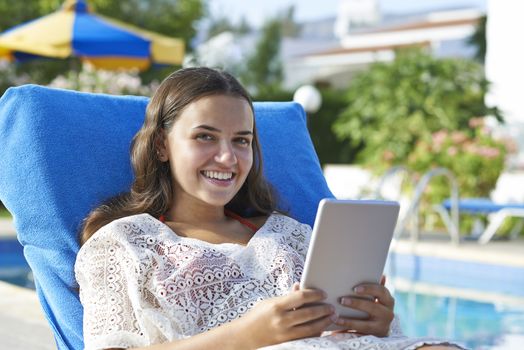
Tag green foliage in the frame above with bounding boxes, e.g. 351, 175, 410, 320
333, 48, 501, 173
91, 0, 205, 49
0, 0, 61, 32
407, 122, 509, 233
468, 15, 487, 63
280, 6, 300, 38
206, 16, 252, 38
242, 18, 283, 94
307, 88, 361, 165
252, 86, 358, 166
0, 207, 11, 218
407, 123, 507, 201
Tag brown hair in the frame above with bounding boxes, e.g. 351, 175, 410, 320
80, 67, 277, 244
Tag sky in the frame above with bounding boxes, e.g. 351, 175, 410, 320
209, 0, 486, 27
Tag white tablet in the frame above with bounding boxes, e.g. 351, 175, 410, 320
299, 198, 399, 329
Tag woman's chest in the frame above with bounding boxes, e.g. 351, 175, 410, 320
146, 241, 304, 298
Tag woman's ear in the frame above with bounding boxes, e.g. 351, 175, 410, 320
155, 130, 169, 162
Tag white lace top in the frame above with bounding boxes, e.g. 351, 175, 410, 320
75, 213, 465, 350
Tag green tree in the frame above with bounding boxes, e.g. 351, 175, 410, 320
242, 18, 283, 94
280, 6, 300, 38
333, 48, 501, 172
468, 15, 487, 63
308, 87, 361, 165
206, 15, 252, 39
0, 0, 59, 32
91, 0, 205, 50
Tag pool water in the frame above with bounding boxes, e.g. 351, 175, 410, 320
1, 238, 524, 349
394, 290, 524, 349
0, 238, 35, 289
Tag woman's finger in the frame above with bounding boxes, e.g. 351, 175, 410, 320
333, 318, 389, 337
290, 314, 335, 339
280, 288, 327, 310
353, 284, 395, 308
339, 296, 385, 316
285, 303, 336, 326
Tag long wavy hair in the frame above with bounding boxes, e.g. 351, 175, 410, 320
80, 67, 277, 245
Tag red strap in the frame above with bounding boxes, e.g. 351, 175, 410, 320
225, 209, 258, 232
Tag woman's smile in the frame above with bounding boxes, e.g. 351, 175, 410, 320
201, 170, 236, 187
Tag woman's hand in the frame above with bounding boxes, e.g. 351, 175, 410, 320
333, 275, 395, 337
238, 283, 336, 349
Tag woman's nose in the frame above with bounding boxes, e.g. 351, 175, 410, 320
214, 141, 237, 166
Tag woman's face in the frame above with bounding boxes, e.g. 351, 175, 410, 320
161, 94, 254, 209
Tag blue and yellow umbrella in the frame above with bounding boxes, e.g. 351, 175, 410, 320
0, 0, 184, 70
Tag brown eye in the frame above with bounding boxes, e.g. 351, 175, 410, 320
234, 137, 251, 146
196, 133, 214, 141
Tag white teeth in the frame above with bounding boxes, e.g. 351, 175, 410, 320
203, 171, 233, 180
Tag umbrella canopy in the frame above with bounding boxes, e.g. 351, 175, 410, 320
0, 0, 184, 70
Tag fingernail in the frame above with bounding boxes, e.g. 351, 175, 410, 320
330, 313, 338, 322
341, 297, 351, 306
354, 286, 364, 293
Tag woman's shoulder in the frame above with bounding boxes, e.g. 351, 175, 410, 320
76, 213, 163, 268
81, 213, 160, 248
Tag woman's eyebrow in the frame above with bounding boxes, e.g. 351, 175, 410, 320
193, 124, 220, 132
193, 125, 253, 135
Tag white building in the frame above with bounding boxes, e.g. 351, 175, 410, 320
284, 7, 482, 89
485, 1, 524, 168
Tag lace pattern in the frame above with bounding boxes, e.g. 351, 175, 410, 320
75, 213, 466, 350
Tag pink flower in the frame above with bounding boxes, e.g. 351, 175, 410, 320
432, 130, 449, 151
476, 146, 500, 159
447, 146, 458, 156
468, 117, 484, 128
383, 150, 395, 161
451, 131, 468, 144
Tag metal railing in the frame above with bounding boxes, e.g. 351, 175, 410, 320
392, 167, 460, 245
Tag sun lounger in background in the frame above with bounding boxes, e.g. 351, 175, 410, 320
441, 198, 524, 244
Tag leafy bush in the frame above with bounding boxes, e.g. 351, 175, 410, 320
0, 60, 31, 95
253, 87, 359, 165
333, 48, 501, 173
407, 119, 508, 202
307, 87, 361, 165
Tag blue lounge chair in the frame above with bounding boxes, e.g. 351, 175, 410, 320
0, 85, 334, 350
441, 198, 524, 244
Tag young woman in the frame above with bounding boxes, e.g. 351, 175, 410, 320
75, 67, 465, 350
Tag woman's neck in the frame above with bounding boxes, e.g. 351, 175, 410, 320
166, 201, 227, 226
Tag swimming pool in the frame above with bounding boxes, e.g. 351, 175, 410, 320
1, 238, 524, 349
394, 289, 524, 349
0, 238, 35, 289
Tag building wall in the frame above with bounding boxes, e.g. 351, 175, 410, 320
486, 1, 524, 168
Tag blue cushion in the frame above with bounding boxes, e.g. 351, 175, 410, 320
0, 84, 333, 350
442, 198, 524, 214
